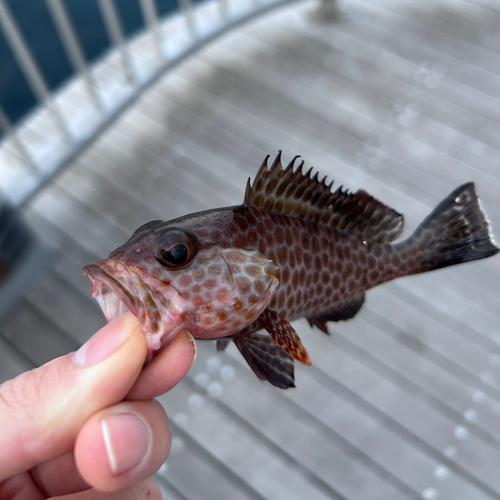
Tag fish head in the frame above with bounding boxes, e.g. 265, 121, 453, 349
84, 220, 278, 355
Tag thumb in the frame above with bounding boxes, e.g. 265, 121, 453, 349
0, 312, 148, 481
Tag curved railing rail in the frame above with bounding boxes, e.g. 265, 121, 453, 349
0, 0, 334, 207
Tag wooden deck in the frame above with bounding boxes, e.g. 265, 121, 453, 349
2, 0, 500, 498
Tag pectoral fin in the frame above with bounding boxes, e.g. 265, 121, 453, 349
233, 331, 295, 389
258, 309, 311, 366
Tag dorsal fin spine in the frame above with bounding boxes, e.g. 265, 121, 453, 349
244, 152, 405, 243
244, 177, 253, 204
286, 155, 300, 172
270, 150, 282, 172
259, 155, 270, 172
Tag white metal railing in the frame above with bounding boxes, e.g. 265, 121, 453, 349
0, 0, 334, 207
46, 0, 103, 110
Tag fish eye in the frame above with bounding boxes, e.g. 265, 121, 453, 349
154, 228, 199, 269
161, 243, 190, 266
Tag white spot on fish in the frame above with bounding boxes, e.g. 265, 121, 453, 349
115, 262, 126, 273
478, 198, 498, 247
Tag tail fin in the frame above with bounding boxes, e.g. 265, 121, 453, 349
409, 183, 498, 273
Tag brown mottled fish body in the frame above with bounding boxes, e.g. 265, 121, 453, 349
84, 153, 499, 388
226, 206, 405, 320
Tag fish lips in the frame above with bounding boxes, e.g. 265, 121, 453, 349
84, 259, 186, 353
83, 262, 142, 323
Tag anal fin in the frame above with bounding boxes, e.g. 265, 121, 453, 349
307, 317, 330, 334
307, 293, 365, 334
233, 331, 295, 389
259, 309, 311, 366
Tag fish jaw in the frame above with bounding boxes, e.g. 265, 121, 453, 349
83, 260, 187, 354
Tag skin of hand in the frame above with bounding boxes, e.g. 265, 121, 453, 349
0, 312, 196, 500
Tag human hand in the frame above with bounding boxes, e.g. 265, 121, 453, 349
0, 312, 196, 499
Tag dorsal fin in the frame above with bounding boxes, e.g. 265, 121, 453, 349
244, 152, 404, 244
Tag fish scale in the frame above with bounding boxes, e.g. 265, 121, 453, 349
84, 152, 499, 389
228, 206, 406, 322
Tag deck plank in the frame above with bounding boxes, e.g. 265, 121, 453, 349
1, 299, 77, 366
0, 335, 33, 381
290, 320, 500, 496
223, 344, 494, 500
328, 314, 500, 443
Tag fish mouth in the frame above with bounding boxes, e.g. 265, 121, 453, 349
83, 260, 175, 352
83, 263, 144, 323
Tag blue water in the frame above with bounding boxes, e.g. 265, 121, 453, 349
0, 0, 197, 127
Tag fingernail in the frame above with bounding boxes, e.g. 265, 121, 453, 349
101, 413, 150, 475
73, 314, 135, 367
182, 330, 197, 366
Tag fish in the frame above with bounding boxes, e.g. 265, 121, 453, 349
84, 152, 499, 389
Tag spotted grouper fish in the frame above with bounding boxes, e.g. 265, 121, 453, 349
84, 152, 499, 388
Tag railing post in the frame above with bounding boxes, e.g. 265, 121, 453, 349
179, 0, 197, 39
139, 0, 164, 60
0, 0, 304, 207
97, 0, 137, 85
218, 0, 229, 21
45, 0, 103, 112
0, 106, 37, 173
0, 0, 71, 142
